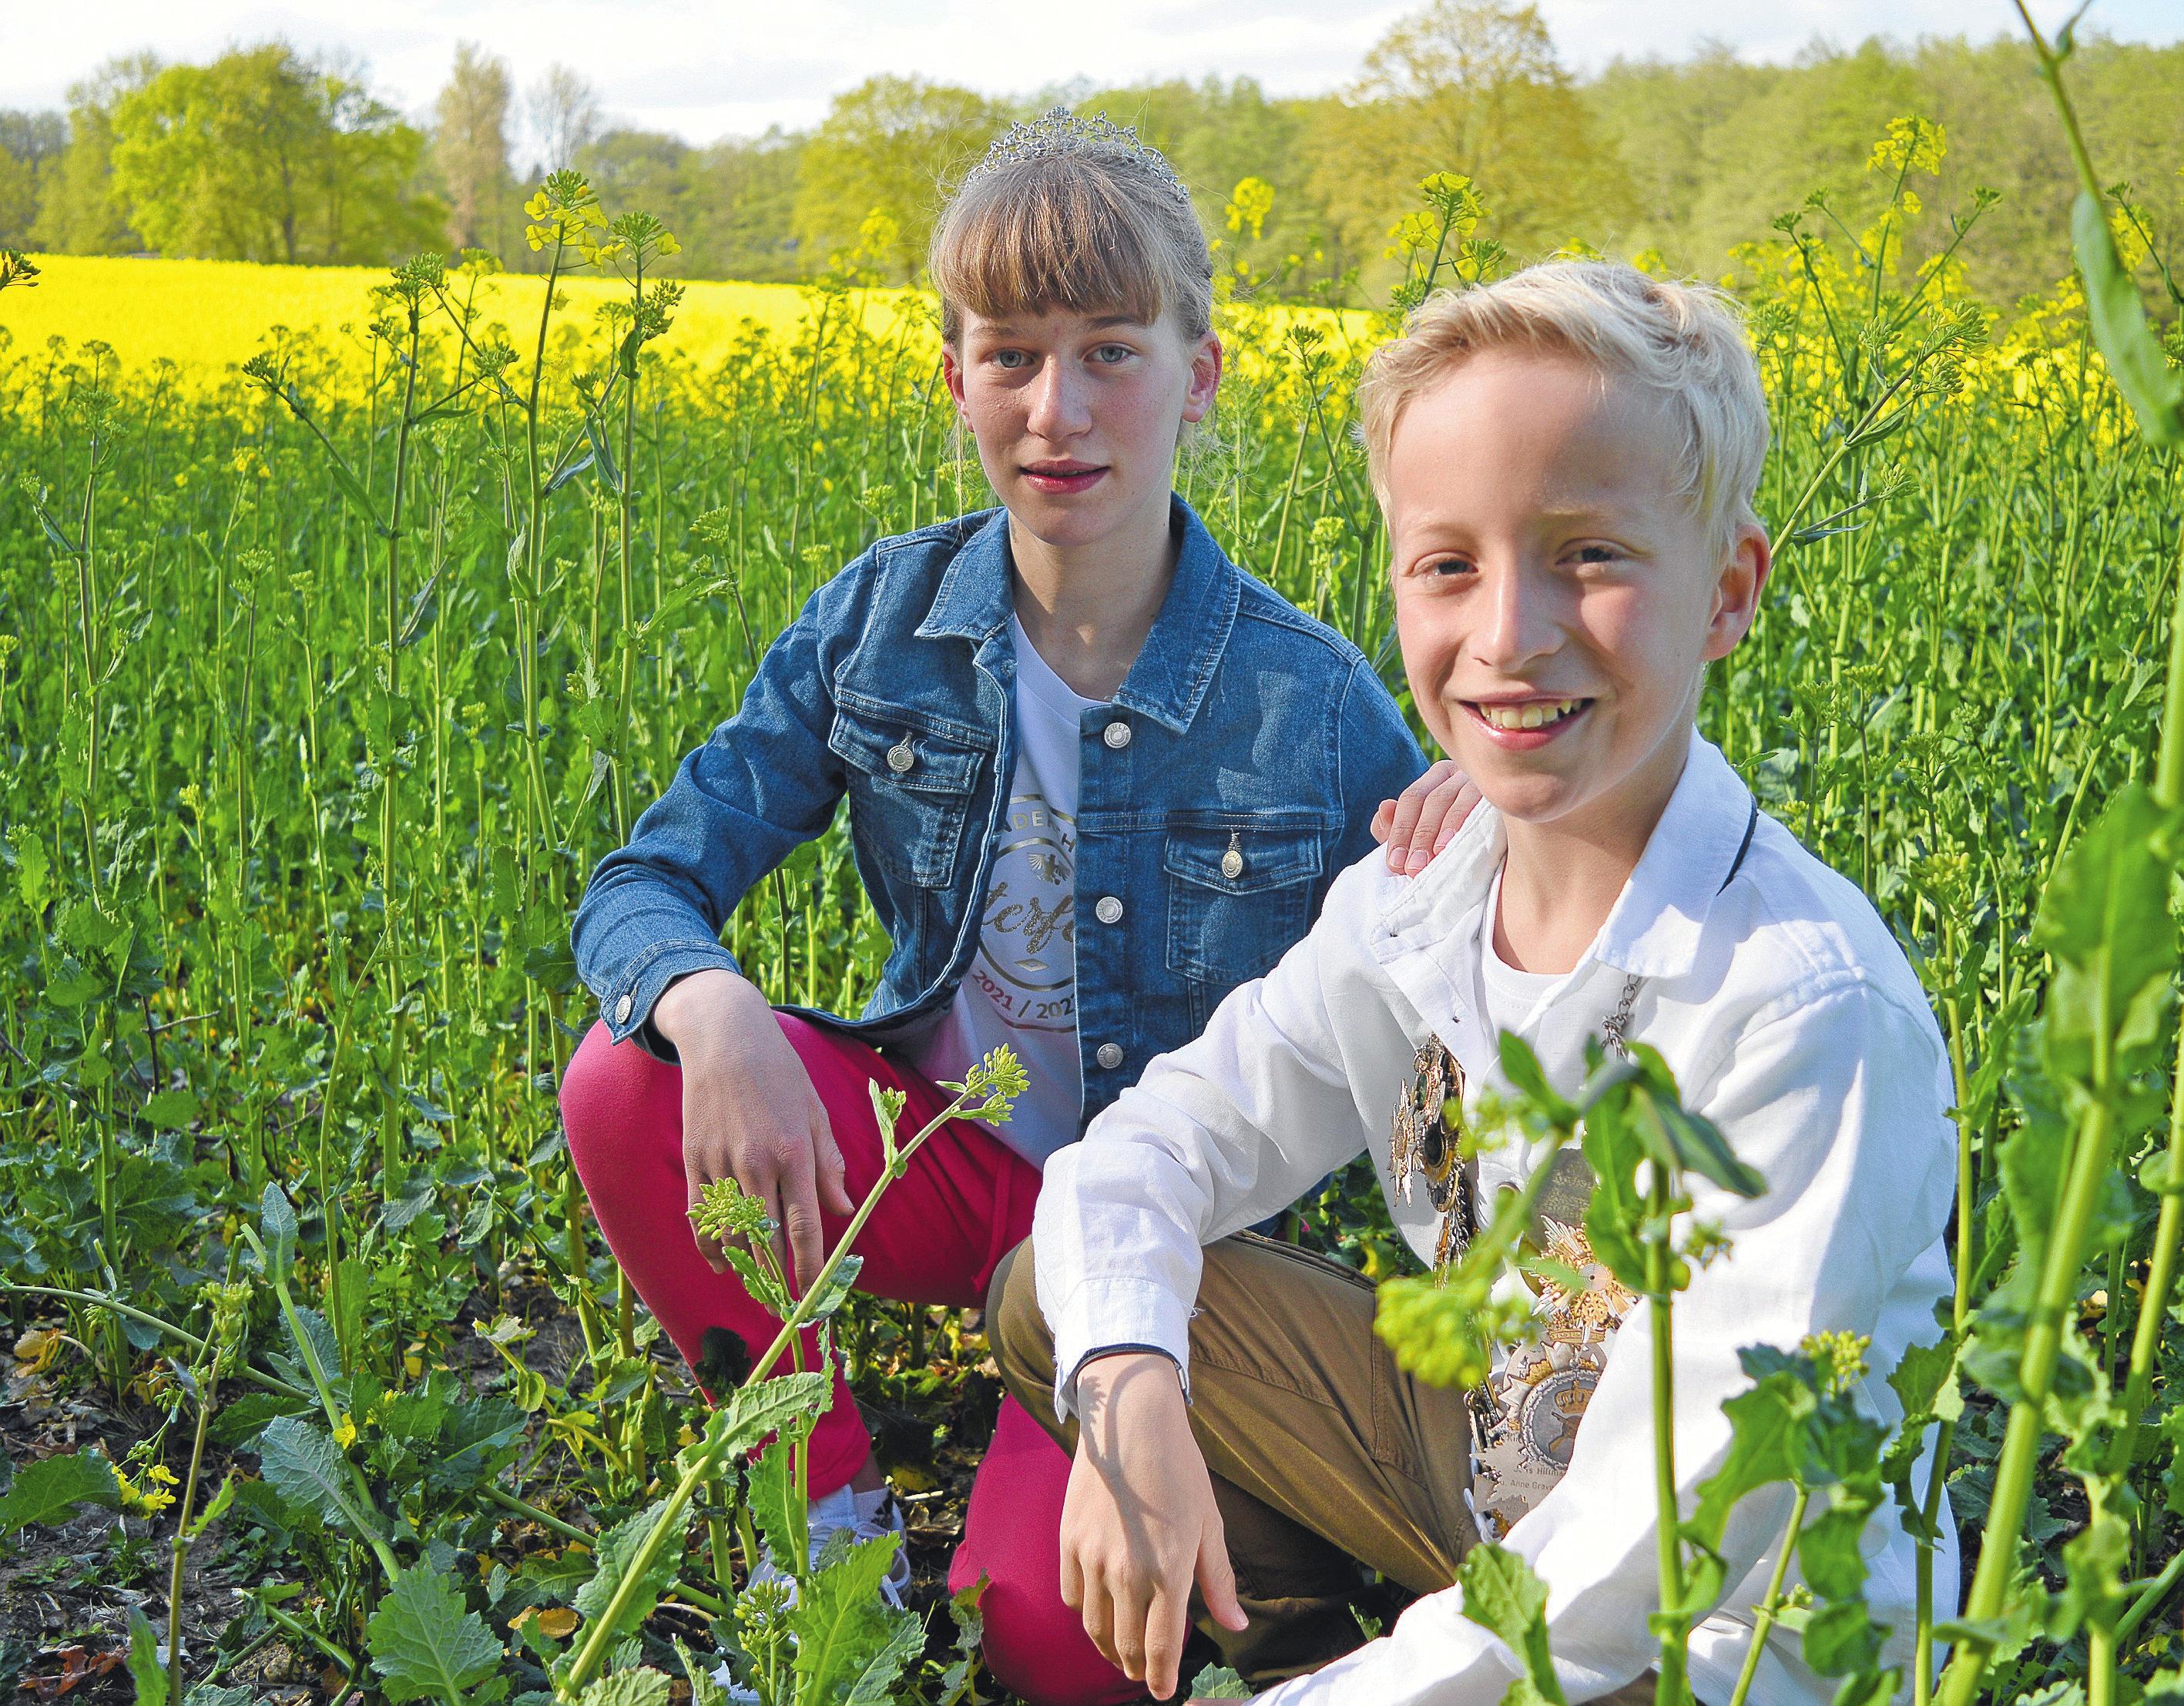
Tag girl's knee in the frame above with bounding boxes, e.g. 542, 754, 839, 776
558, 1021, 676, 1171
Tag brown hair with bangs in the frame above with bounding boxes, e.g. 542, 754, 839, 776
929, 110, 1213, 345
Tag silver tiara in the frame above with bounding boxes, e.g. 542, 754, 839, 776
964, 106, 1194, 211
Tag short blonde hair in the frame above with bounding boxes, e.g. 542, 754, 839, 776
929, 109, 1213, 345
1358, 260, 1770, 551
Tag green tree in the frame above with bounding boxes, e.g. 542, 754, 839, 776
0, 111, 67, 246
1305, 0, 1631, 289
793, 75, 1010, 282
109, 44, 442, 265
29, 55, 157, 256
683, 129, 807, 281
434, 42, 512, 254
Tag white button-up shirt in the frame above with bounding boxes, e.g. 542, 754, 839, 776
1034, 733, 1958, 1706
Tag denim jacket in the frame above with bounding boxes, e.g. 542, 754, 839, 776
572, 495, 1426, 1135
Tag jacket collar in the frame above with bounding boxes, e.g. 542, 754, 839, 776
1370, 731, 1759, 1000
916, 495, 1241, 735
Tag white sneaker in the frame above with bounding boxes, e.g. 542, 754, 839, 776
750, 1482, 911, 1606
710, 1485, 911, 1699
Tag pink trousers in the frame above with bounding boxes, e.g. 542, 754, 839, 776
560, 1014, 1138, 1706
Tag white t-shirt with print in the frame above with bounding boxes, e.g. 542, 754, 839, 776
1467, 863, 1640, 1542
910, 615, 1095, 1167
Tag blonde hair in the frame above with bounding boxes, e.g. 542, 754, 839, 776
1358, 260, 1770, 551
928, 109, 1213, 345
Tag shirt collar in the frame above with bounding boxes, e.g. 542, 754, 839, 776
1370, 730, 1758, 988
916, 495, 1241, 735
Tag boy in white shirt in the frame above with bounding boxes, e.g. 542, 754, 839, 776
988, 260, 1958, 1705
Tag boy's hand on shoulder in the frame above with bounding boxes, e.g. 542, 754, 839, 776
1062, 1351, 1249, 1701
1372, 758, 1481, 876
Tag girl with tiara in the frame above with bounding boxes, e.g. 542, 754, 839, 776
560, 109, 1474, 1704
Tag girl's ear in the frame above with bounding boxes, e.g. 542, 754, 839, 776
1182, 332, 1223, 426
941, 344, 968, 416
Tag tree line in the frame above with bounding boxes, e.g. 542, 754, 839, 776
4, 1, 2181, 309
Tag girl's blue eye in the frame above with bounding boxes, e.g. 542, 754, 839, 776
1572, 543, 1624, 565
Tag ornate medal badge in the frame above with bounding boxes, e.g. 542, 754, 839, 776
1390, 1037, 1474, 1270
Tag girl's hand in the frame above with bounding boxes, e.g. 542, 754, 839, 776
1371, 758, 1481, 875
653, 968, 855, 1293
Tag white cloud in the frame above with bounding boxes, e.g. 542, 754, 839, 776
5, 0, 2176, 139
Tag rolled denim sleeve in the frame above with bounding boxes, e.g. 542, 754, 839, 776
572, 578, 853, 1058
1328, 656, 1427, 878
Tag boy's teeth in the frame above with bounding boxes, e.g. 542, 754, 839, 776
1481, 699, 1579, 731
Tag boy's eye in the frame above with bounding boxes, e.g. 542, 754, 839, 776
1417, 555, 1473, 578
992, 349, 1033, 370
1092, 344, 1134, 365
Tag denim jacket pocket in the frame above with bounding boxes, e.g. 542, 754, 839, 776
829, 703, 988, 890
1163, 817, 1326, 984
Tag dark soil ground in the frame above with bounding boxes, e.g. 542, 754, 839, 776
0, 1294, 1028, 1706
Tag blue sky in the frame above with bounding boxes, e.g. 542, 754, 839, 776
7, 1, 2178, 148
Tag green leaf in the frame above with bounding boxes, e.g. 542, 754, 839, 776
1189, 1666, 1253, 1700
1499, 1032, 1576, 1126
790, 1533, 906, 1705
671, 1640, 727, 1706
1689, 1373, 1803, 1551
1827, 1668, 1902, 1706
2035, 786, 2182, 1085
2072, 190, 2184, 446
1797, 1504, 1874, 1603
126, 1607, 167, 1706
840, 1612, 924, 1704
1636, 1084, 1765, 1199
583, 413, 622, 494
801, 1253, 864, 1326
1800, 1598, 1887, 1678
578, 1671, 669, 1706
0, 1448, 123, 1534
720, 1242, 792, 1321
1457, 1543, 1565, 1705
367, 1565, 505, 1705
572, 1499, 688, 1638
260, 1182, 298, 1279
747, 1434, 807, 1587
256, 1416, 387, 1543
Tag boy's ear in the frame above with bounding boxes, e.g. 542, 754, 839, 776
941, 344, 968, 416
1703, 522, 1772, 663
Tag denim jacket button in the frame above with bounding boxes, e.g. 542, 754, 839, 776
1095, 1042, 1124, 1070
1094, 895, 1124, 925
1102, 720, 1132, 750
886, 738, 916, 774
614, 994, 633, 1024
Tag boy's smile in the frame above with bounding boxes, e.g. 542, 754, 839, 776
1386, 347, 1769, 853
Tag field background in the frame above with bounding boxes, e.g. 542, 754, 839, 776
2, 8, 2184, 1706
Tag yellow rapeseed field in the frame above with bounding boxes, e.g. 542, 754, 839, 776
0, 254, 925, 387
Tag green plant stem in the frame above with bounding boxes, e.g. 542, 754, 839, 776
1726, 1484, 1808, 1706
167, 1388, 215, 1706
1939, 1074, 2118, 1706
2115, 1549, 2184, 1644
559, 1087, 984, 1698
1646, 1168, 1691, 1706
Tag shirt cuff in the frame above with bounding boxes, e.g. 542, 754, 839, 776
1047, 1276, 1194, 1423
603, 941, 745, 1061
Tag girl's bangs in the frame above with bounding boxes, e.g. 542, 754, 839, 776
935, 174, 1168, 331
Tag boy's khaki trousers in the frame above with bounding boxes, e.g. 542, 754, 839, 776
989, 1231, 1662, 1701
